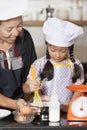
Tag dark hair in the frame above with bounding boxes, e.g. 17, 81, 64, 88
69, 45, 82, 83
40, 43, 54, 81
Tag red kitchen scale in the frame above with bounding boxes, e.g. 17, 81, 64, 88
66, 84, 87, 126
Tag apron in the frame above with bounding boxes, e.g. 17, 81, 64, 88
42, 59, 73, 104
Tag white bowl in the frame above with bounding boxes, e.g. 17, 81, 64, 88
0, 109, 11, 119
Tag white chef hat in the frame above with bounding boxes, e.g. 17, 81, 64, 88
0, 0, 28, 20
43, 18, 84, 47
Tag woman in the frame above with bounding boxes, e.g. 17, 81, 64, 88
0, 0, 37, 111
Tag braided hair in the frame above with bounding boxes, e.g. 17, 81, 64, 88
69, 45, 82, 83
40, 43, 82, 83
40, 43, 54, 81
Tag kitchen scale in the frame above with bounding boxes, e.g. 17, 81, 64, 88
66, 84, 87, 126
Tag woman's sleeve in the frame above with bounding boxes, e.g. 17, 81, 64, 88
21, 28, 37, 83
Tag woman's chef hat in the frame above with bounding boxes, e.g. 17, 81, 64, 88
0, 0, 28, 20
43, 18, 84, 47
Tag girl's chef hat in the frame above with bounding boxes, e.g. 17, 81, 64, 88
0, 0, 28, 20
43, 18, 84, 47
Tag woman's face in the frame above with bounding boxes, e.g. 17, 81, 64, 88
0, 16, 23, 44
47, 44, 68, 63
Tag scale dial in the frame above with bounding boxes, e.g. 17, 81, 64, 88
71, 96, 87, 118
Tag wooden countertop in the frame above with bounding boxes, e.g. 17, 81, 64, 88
23, 20, 87, 26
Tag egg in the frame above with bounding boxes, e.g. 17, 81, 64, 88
16, 114, 27, 122
20, 106, 32, 115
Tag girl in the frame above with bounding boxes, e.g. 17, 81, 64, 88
23, 18, 84, 111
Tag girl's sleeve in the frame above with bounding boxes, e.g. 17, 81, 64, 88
27, 58, 45, 81
74, 59, 84, 85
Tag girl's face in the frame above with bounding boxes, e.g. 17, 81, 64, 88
0, 16, 23, 44
47, 44, 68, 63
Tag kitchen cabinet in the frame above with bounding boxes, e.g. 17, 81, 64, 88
23, 20, 87, 26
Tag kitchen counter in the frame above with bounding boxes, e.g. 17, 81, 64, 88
0, 111, 87, 130
23, 20, 87, 26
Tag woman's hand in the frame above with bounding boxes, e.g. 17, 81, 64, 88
16, 99, 27, 111
15, 99, 39, 114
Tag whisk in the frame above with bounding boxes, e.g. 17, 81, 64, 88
30, 64, 43, 107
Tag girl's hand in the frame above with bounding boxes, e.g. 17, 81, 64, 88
29, 79, 40, 92
23, 78, 40, 93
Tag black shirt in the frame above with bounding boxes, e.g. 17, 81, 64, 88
0, 28, 37, 99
